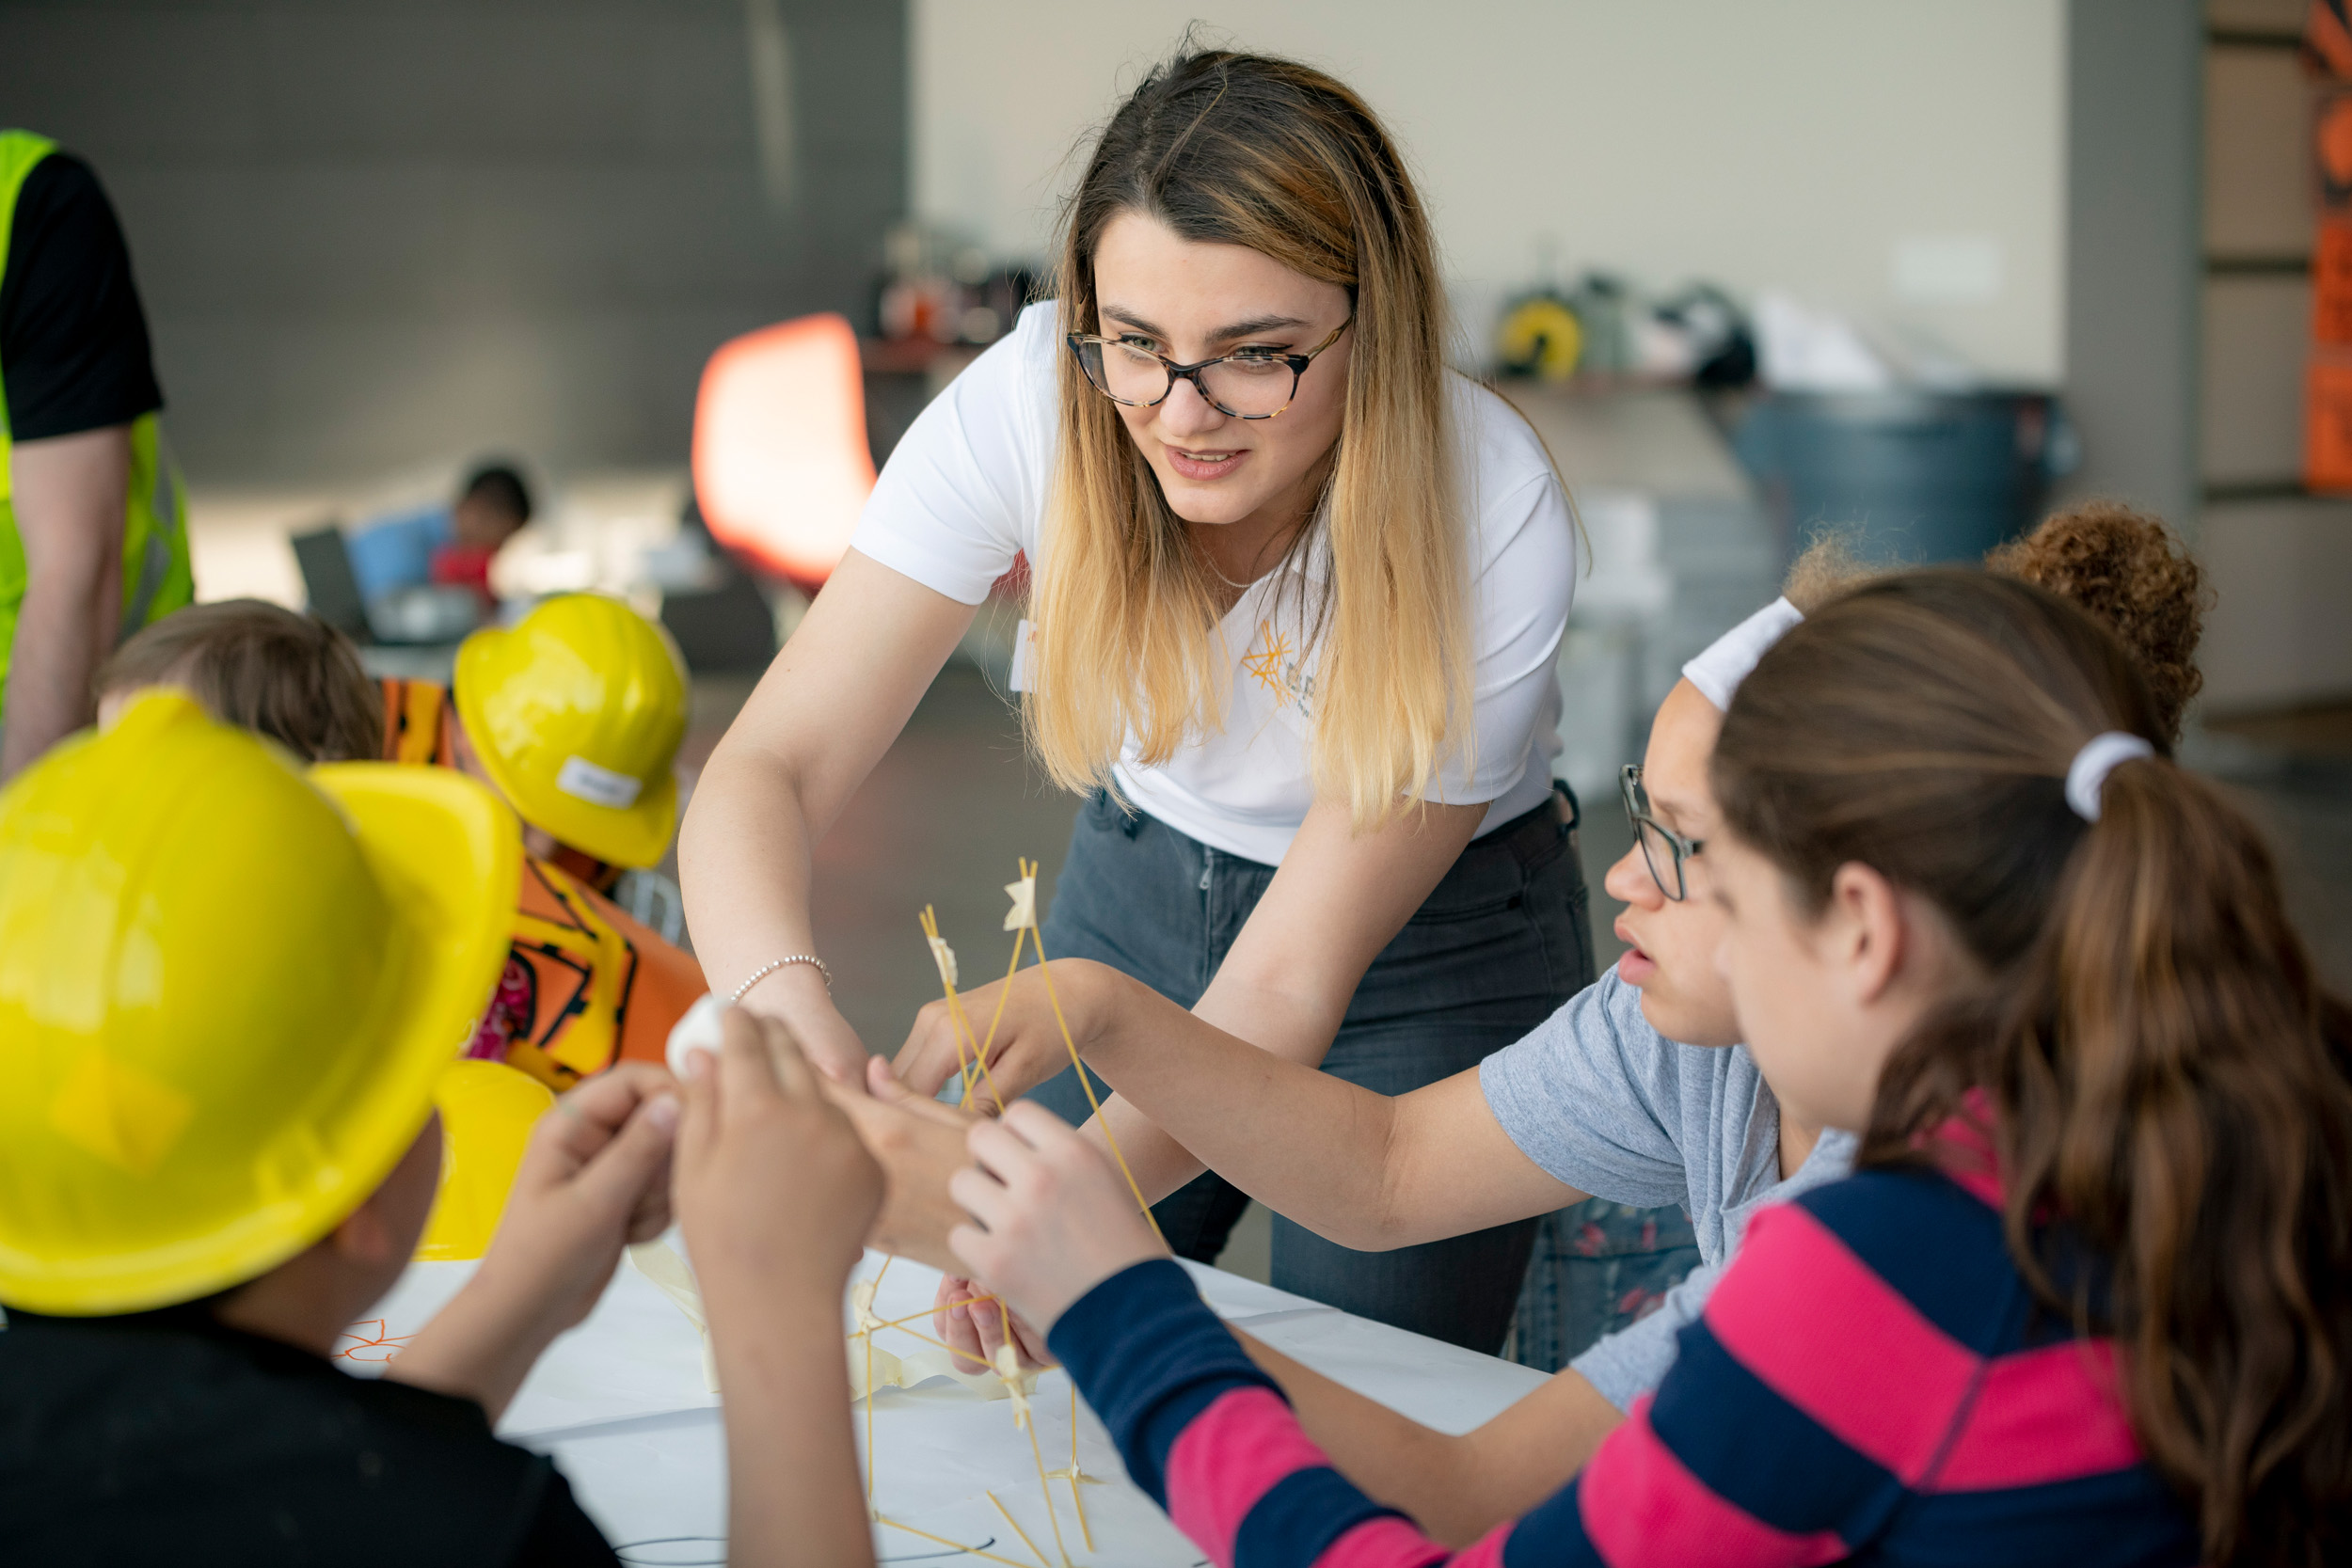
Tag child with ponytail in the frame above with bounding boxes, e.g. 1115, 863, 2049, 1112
937, 566, 2348, 1566
1719, 572, 2352, 1566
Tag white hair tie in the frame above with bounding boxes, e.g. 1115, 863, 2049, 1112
2064, 732, 2154, 822
1683, 596, 1805, 711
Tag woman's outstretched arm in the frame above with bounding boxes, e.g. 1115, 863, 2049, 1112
678, 549, 976, 1080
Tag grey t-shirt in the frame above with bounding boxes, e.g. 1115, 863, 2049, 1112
1478, 969, 1856, 1409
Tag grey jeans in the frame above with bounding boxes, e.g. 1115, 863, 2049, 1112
1030, 783, 1596, 1354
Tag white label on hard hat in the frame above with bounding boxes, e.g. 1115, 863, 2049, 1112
557, 753, 644, 810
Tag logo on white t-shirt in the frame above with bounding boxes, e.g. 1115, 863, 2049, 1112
1241, 619, 1313, 716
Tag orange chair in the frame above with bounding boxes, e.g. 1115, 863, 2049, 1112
691, 312, 877, 589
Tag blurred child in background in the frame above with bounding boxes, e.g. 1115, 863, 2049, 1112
93, 597, 381, 763
104, 593, 706, 1091
381, 593, 706, 1091
431, 463, 532, 607
345, 459, 533, 613
96, 594, 706, 1259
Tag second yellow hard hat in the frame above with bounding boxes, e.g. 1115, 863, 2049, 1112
415, 1059, 554, 1262
0, 695, 518, 1315
453, 594, 690, 869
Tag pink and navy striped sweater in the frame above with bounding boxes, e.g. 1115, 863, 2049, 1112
1047, 1163, 2197, 1566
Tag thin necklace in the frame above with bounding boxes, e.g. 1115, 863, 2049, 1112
1196, 531, 1299, 593
1201, 555, 1259, 592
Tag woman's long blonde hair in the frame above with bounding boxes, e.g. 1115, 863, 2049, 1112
1026, 47, 1470, 830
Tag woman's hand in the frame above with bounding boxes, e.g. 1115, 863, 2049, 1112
892, 958, 1131, 1101
946, 1102, 1165, 1336
390, 1062, 681, 1418
735, 961, 871, 1084
675, 1009, 882, 1318
930, 1271, 1056, 1373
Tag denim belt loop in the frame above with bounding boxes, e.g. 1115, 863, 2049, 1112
1551, 779, 1581, 833
1097, 786, 1145, 839
1486, 779, 1580, 871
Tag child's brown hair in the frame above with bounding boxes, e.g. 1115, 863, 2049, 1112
98, 599, 382, 764
1780, 500, 2208, 744
1987, 499, 2207, 745
1717, 573, 2352, 1567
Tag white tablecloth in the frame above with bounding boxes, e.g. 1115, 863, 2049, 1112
358, 1247, 1549, 1566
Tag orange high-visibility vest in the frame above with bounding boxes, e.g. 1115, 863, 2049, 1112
381, 674, 456, 768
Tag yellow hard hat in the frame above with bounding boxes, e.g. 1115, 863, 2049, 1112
0, 694, 518, 1315
415, 1059, 553, 1261
453, 594, 689, 869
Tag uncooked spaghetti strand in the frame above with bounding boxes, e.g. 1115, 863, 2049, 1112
873, 1318, 994, 1370
987, 1491, 1052, 1568
1066, 1382, 1095, 1551
977, 921, 1028, 1060
1029, 921, 1165, 1243
863, 1294, 999, 1336
1003, 1301, 1074, 1568
920, 906, 987, 1107
864, 1329, 877, 1500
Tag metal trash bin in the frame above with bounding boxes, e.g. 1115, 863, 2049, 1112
1730, 390, 2075, 565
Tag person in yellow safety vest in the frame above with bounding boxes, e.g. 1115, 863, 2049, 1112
382, 593, 706, 1099
0, 130, 194, 781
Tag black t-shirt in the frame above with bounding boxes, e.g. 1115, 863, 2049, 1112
0, 150, 163, 441
0, 1307, 620, 1567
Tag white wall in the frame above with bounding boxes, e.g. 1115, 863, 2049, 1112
914, 0, 2066, 384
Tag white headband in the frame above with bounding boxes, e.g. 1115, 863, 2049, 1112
2064, 732, 2154, 822
1682, 596, 1805, 711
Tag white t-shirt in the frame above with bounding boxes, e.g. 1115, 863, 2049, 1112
848, 302, 1575, 865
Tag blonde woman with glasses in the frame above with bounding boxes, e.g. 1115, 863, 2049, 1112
681, 47, 1589, 1353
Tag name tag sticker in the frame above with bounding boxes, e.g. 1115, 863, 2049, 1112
1009, 617, 1039, 693
556, 754, 644, 810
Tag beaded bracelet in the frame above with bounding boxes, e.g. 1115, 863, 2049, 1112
730, 953, 831, 1002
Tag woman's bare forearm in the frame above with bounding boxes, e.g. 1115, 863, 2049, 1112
678, 742, 824, 990
678, 552, 977, 1073
678, 550, 976, 981
1233, 1329, 1624, 1545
